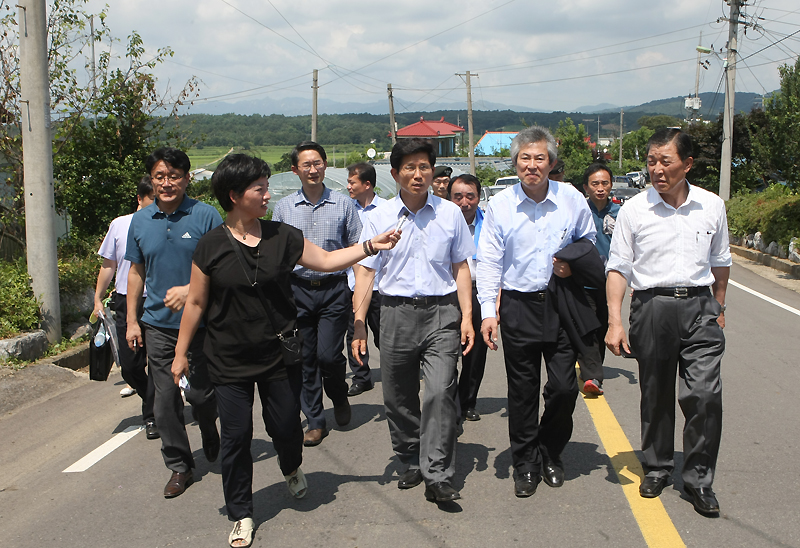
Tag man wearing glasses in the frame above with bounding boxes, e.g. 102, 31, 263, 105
352, 138, 475, 503
273, 141, 362, 447
126, 147, 223, 498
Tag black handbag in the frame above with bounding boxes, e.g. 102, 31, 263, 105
89, 318, 114, 381
224, 224, 303, 367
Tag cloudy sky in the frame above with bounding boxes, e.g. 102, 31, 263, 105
86, 0, 800, 114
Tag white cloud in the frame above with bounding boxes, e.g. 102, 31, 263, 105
82, 0, 800, 113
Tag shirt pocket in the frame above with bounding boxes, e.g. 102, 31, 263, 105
426, 235, 451, 265
695, 229, 715, 265
545, 220, 573, 254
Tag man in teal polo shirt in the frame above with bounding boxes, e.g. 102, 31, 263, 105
577, 162, 620, 395
126, 147, 223, 498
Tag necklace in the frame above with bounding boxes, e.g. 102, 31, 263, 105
228, 220, 260, 241
239, 243, 260, 287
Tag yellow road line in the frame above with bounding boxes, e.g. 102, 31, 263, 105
581, 389, 686, 548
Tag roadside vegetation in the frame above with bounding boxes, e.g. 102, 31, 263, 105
726, 184, 800, 248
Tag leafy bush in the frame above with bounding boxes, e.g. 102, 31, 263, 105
0, 259, 40, 338
726, 184, 800, 247
57, 238, 103, 295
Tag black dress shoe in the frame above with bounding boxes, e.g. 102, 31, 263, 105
163, 470, 193, 498
201, 426, 220, 463
347, 382, 373, 397
513, 471, 541, 498
640, 475, 669, 498
145, 420, 160, 440
464, 408, 480, 421
397, 469, 423, 489
541, 455, 565, 488
424, 482, 461, 502
684, 485, 720, 516
334, 398, 351, 426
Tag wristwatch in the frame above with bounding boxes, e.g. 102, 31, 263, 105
720, 303, 727, 313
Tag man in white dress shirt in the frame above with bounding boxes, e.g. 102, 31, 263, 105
353, 138, 475, 503
605, 128, 730, 516
477, 126, 596, 498
345, 163, 385, 396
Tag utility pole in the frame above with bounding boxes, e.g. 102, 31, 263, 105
311, 69, 318, 142
583, 116, 600, 142
387, 84, 397, 146
19, 0, 62, 343
456, 71, 477, 175
719, 0, 741, 201
89, 15, 97, 125
618, 108, 624, 169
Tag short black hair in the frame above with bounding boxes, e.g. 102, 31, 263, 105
347, 163, 376, 188
448, 173, 480, 196
582, 163, 613, 187
390, 138, 436, 171
291, 141, 327, 167
211, 154, 272, 212
646, 128, 693, 161
137, 175, 154, 199
145, 147, 191, 175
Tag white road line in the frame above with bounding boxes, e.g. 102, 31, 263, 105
63, 425, 143, 473
730, 280, 800, 318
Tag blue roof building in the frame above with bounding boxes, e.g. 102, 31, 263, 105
474, 131, 518, 156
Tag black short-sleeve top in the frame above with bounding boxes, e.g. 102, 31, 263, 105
192, 220, 304, 384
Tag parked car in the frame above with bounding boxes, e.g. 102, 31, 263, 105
611, 187, 641, 205
479, 185, 509, 211
626, 171, 647, 188
494, 176, 520, 186
613, 175, 635, 188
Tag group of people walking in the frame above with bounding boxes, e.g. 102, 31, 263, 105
96, 125, 730, 547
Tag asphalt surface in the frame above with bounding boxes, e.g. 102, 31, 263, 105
1, 257, 799, 548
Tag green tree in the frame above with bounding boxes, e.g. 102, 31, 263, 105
607, 126, 654, 175
636, 115, 683, 132
0, 0, 197, 242
751, 56, 800, 189
685, 110, 769, 194
553, 118, 592, 182
273, 152, 293, 173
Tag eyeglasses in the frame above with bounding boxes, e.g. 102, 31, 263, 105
299, 161, 325, 171
400, 164, 432, 174
152, 174, 185, 183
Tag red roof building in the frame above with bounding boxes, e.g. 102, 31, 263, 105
394, 116, 465, 157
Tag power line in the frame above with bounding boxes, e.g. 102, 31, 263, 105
397, 57, 696, 92
319, 0, 518, 86
479, 35, 703, 75
474, 22, 715, 73
738, 28, 800, 62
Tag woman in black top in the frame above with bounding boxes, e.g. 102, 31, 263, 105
173, 154, 398, 548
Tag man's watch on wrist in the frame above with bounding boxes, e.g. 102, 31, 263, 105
720, 303, 727, 313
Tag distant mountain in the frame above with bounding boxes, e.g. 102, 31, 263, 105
185, 97, 544, 116
594, 92, 766, 118
575, 102, 619, 113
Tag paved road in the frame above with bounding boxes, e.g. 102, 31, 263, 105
1, 259, 799, 548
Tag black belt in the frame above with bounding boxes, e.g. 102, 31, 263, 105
637, 286, 709, 298
291, 274, 347, 289
504, 289, 547, 302
382, 292, 458, 307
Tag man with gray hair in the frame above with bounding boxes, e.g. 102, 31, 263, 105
477, 126, 596, 498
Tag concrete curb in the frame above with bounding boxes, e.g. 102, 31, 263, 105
37, 342, 90, 371
730, 244, 800, 278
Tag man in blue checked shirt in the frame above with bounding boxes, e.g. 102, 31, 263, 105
273, 141, 362, 448
352, 138, 475, 504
